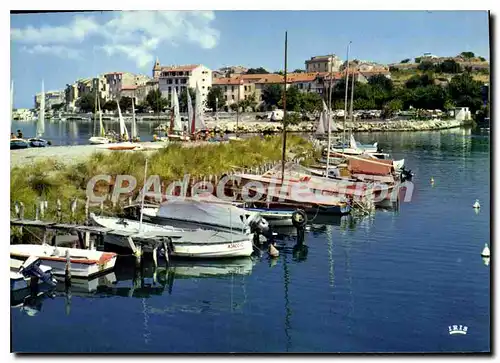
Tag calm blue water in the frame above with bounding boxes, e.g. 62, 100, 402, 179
11, 126, 490, 353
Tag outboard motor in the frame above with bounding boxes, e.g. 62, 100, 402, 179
246, 213, 273, 239
400, 166, 414, 182
20, 256, 57, 287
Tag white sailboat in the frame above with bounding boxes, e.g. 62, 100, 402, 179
193, 82, 206, 133
28, 80, 50, 147
315, 99, 328, 137
10, 81, 30, 149
187, 87, 194, 136
89, 93, 111, 144
168, 88, 188, 141
131, 98, 139, 142
96, 100, 143, 150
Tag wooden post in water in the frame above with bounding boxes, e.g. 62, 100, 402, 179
70, 198, 77, 224
84, 197, 90, 225
65, 250, 71, 287
100, 201, 104, 215
35, 203, 40, 221
40, 200, 46, 219
56, 199, 62, 222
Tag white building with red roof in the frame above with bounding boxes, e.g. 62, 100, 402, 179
153, 58, 212, 104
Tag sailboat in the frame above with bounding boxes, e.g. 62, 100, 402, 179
10, 81, 30, 150
96, 100, 143, 150
28, 80, 50, 147
89, 92, 111, 144
168, 88, 189, 141
130, 98, 140, 142
191, 82, 209, 140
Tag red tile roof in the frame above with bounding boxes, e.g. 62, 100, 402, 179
213, 77, 247, 85
160, 64, 200, 71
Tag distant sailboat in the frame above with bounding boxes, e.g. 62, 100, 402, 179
89, 92, 110, 144
28, 80, 50, 147
315, 99, 327, 137
193, 82, 206, 133
168, 87, 189, 141
117, 100, 129, 141
131, 98, 139, 142
187, 87, 195, 135
10, 81, 29, 150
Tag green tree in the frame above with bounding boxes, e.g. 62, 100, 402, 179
478, 56, 486, 62
51, 103, 65, 111
229, 103, 239, 111
300, 92, 323, 113
274, 71, 284, 75
417, 61, 435, 72
102, 100, 117, 112
436, 59, 462, 74
293, 69, 305, 73
282, 112, 302, 127
135, 101, 148, 113
278, 85, 301, 111
178, 87, 196, 112
448, 73, 483, 113
415, 57, 422, 63
400, 58, 410, 64
246, 67, 269, 74
405, 74, 434, 89
206, 87, 225, 112
443, 99, 455, 111
76, 93, 95, 113
382, 99, 403, 119
146, 89, 168, 113
119, 96, 133, 112
262, 84, 283, 107
460, 51, 475, 59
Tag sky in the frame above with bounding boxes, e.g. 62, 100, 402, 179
10, 10, 490, 108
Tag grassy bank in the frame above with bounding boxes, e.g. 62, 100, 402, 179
10, 135, 316, 222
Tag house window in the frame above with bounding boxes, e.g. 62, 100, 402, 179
224, 95, 227, 100
244, 95, 247, 100
231, 86, 234, 92
175, 79, 179, 84
168, 87, 171, 92
202, 86, 205, 89
202, 79, 205, 82
232, 95, 235, 100
225, 86, 227, 91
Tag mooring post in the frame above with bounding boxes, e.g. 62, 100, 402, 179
77, 231, 85, 250
40, 200, 46, 220
65, 250, 71, 287
35, 203, 40, 221
42, 229, 48, 246
100, 201, 104, 215
19, 202, 24, 220
135, 243, 142, 268
85, 232, 91, 250
70, 198, 77, 224
56, 199, 62, 222
85, 197, 90, 225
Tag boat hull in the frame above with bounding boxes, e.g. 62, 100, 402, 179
10, 245, 117, 279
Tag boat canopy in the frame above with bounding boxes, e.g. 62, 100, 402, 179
157, 199, 248, 231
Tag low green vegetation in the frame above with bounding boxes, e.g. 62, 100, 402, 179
10, 135, 315, 222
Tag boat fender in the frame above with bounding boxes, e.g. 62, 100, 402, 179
291, 209, 307, 229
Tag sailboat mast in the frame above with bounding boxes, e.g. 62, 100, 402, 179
326, 54, 334, 174
37, 80, 45, 137
139, 158, 148, 233
280, 31, 288, 184
343, 41, 352, 151
349, 64, 355, 139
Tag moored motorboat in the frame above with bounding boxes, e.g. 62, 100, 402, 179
90, 214, 254, 258
10, 138, 29, 149
10, 244, 117, 279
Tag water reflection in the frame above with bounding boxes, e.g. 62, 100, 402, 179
11, 257, 256, 316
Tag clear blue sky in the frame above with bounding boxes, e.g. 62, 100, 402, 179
10, 10, 490, 108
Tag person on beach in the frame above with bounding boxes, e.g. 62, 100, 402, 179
10, 133, 15, 139
16, 130, 23, 138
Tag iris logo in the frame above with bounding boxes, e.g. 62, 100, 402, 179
449, 325, 468, 335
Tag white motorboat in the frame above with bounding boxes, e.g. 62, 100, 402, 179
10, 244, 117, 279
128, 197, 272, 238
10, 257, 57, 291
89, 136, 111, 145
90, 214, 254, 258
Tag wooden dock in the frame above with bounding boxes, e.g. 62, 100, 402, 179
10, 218, 174, 265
